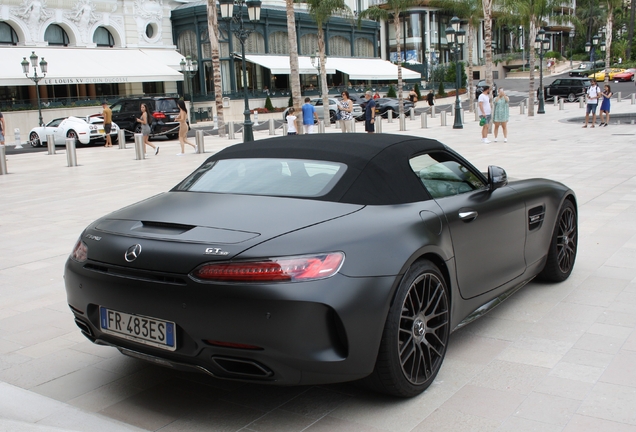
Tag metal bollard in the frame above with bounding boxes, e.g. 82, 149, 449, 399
375, 115, 382, 133
46, 134, 55, 155
0, 145, 7, 175
228, 122, 235, 139
579, 96, 585, 108
387, 110, 393, 123
617, 92, 621, 103
134, 134, 144, 160
283, 124, 288, 135
431, 106, 436, 118
421, 114, 427, 129
441, 111, 447, 126
352, 120, 356, 133
66, 138, 78, 167
409, 107, 415, 120
559, 98, 564, 110
399, 114, 406, 131
253, 110, 259, 126
213, 115, 219, 129
632, 94, 635, 105
195, 130, 205, 153
520, 102, 526, 115
269, 118, 275, 135
117, 129, 126, 149
553, 96, 559, 106
318, 121, 325, 133
14, 128, 23, 149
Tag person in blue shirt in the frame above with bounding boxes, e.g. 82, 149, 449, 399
301, 97, 319, 134
364, 91, 376, 133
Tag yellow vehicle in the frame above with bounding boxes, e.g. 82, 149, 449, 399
588, 68, 626, 81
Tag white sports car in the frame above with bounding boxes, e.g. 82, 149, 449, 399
29, 116, 120, 147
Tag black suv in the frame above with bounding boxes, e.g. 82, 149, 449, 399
475, 80, 498, 99
539, 77, 591, 102
109, 97, 180, 140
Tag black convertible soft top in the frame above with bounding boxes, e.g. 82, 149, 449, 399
204, 134, 448, 205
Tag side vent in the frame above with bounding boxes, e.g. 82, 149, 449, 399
528, 205, 545, 231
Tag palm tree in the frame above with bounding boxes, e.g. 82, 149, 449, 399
429, 0, 482, 112
304, 0, 352, 126
482, 0, 495, 97
286, 0, 303, 130
206, 0, 225, 136
602, 0, 624, 83
359, 0, 415, 124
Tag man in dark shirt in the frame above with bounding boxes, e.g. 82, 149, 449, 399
364, 91, 376, 134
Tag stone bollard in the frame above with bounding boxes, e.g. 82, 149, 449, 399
375, 115, 382, 133
559, 98, 564, 110
117, 129, 126, 149
134, 133, 144, 160
617, 92, 621, 103
46, 134, 55, 155
269, 118, 275, 135
421, 114, 427, 129
0, 145, 7, 175
195, 130, 205, 153
228, 122, 235, 139
441, 111, 447, 126
409, 107, 415, 120
66, 138, 78, 167
387, 110, 393, 123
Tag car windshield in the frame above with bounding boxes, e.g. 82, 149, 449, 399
175, 158, 347, 198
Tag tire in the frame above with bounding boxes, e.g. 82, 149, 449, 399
167, 133, 178, 140
538, 200, 577, 282
66, 130, 79, 145
329, 110, 337, 123
366, 260, 450, 397
567, 93, 576, 103
29, 132, 41, 147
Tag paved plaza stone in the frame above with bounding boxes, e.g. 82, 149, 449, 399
1, 91, 636, 432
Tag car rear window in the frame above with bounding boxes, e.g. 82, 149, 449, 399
155, 99, 178, 112
175, 158, 347, 198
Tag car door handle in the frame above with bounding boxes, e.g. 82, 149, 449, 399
459, 211, 478, 221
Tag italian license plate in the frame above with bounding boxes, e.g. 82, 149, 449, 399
99, 307, 176, 351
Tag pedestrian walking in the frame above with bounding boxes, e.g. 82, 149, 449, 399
0, 110, 5, 146
426, 90, 434, 107
478, 85, 492, 143
338, 91, 353, 133
302, 97, 319, 134
599, 84, 612, 127
101, 101, 113, 147
364, 91, 376, 134
176, 100, 196, 155
137, 103, 159, 155
583, 79, 601, 128
493, 88, 509, 142
286, 107, 297, 135
373, 91, 380, 100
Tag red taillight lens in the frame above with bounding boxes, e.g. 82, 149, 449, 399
71, 239, 88, 262
192, 252, 344, 283
152, 112, 166, 119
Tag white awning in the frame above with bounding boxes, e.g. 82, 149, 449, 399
140, 48, 189, 71
0, 47, 184, 86
244, 54, 336, 75
327, 57, 421, 80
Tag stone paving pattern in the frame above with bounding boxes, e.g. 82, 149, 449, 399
1, 91, 636, 432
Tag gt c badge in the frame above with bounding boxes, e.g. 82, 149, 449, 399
205, 247, 229, 256
125, 244, 142, 262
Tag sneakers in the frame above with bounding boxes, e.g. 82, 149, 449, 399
194, 145, 198, 153
504, 138, 508, 143
176, 153, 185, 156
155, 146, 160, 155
494, 138, 498, 142
482, 138, 491, 144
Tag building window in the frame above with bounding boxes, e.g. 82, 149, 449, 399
268, 31, 289, 54
178, 30, 197, 58
93, 27, 114, 47
45, 24, 69, 46
354, 38, 373, 57
0, 22, 19, 45
329, 36, 351, 56
232, 31, 264, 54
300, 33, 318, 55
146, 24, 155, 39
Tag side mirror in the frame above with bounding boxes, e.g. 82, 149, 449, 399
488, 165, 508, 191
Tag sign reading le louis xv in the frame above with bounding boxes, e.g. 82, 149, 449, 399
42, 77, 130, 85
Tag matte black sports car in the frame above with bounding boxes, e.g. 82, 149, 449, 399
65, 134, 578, 397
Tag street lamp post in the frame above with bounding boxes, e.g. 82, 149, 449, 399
445, 16, 465, 129
585, 34, 600, 63
310, 51, 329, 124
535, 29, 550, 115
219, 0, 261, 143
21, 51, 48, 127
180, 56, 198, 124
569, 29, 575, 68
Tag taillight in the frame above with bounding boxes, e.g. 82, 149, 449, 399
191, 252, 344, 283
152, 112, 166, 120
71, 239, 88, 262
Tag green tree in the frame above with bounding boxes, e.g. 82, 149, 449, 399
304, 0, 352, 126
265, 95, 274, 111
413, 83, 421, 100
359, 0, 416, 125
387, 85, 397, 97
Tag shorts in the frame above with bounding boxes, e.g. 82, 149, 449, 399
586, 103, 598, 114
104, 123, 112, 134
303, 124, 315, 134
481, 115, 492, 125
365, 119, 375, 132
0, 132, 4, 143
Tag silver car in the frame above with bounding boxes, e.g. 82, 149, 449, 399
283, 98, 363, 123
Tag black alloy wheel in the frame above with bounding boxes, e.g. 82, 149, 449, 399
29, 132, 41, 147
367, 260, 450, 397
538, 200, 577, 282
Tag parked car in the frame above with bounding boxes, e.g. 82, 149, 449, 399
569, 60, 605, 77
64, 134, 577, 398
588, 68, 625, 81
612, 68, 636, 82
282, 98, 363, 123
539, 77, 592, 102
475, 80, 498, 99
29, 116, 120, 147
109, 97, 180, 140
373, 97, 415, 118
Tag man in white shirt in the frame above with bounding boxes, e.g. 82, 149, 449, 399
478, 86, 492, 143
583, 79, 601, 128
